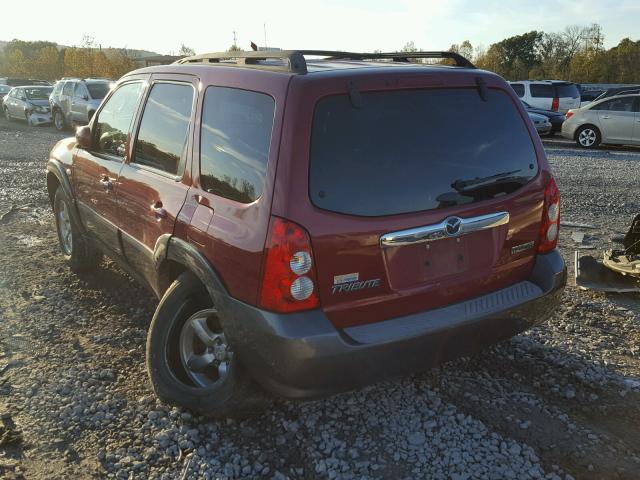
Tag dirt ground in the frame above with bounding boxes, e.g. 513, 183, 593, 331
1, 118, 640, 479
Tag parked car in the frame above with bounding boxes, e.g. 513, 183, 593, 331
3, 78, 52, 87
521, 101, 565, 133
527, 111, 552, 136
46, 50, 566, 415
591, 85, 640, 103
3, 85, 53, 125
509, 80, 580, 113
0, 84, 11, 103
579, 89, 605, 108
562, 94, 640, 148
50, 78, 113, 130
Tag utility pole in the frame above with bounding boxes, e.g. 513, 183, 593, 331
233, 31, 237, 48
264, 23, 267, 50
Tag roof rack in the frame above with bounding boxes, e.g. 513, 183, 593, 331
175, 50, 475, 74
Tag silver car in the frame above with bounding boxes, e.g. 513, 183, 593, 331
562, 94, 640, 148
527, 111, 552, 136
2, 85, 53, 125
50, 78, 112, 130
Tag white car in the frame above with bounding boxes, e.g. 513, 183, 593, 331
509, 80, 581, 113
561, 94, 640, 148
3, 85, 53, 125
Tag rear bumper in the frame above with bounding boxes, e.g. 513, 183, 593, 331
219, 250, 566, 399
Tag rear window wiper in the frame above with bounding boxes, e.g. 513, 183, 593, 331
451, 170, 521, 191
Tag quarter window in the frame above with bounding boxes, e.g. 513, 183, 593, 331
200, 87, 275, 203
93, 82, 143, 159
133, 83, 194, 175
511, 83, 525, 97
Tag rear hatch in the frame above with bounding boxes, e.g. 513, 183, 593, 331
279, 73, 548, 329
555, 82, 581, 112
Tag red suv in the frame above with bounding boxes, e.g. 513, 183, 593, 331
46, 50, 566, 415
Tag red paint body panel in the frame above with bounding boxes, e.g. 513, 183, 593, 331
66, 61, 553, 330
273, 69, 552, 328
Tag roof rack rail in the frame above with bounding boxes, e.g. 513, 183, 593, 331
175, 50, 475, 74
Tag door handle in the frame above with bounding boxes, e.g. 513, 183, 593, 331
151, 201, 167, 219
99, 176, 113, 191
601, 115, 610, 119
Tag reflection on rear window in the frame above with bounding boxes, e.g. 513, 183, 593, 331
309, 88, 538, 217
556, 84, 579, 98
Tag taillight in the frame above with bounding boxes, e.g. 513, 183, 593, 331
551, 97, 559, 111
259, 216, 320, 313
537, 177, 560, 253
565, 111, 574, 120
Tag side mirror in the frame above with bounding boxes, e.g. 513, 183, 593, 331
83, 95, 89, 101
75, 125, 92, 149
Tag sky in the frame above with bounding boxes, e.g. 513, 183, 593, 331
5, 0, 640, 55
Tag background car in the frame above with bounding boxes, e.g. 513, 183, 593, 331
50, 78, 113, 130
527, 111, 552, 136
3, 78, 52, 87
592, 85, 640, 103
3, 85, 53, 125
579, 89, 605, 108
0, 84, 11, 103
521, 100, 565, 133
562, 94, 640, 148
510, 80, 581, 113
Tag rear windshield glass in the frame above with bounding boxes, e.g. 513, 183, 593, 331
24, 87, 52, 100
87, 83, 111, 99
309, 88, 538, 217
530, 84, 554, 98
556, 83, 579, 98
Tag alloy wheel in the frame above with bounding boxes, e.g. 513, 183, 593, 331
578, 128, 597, 147
57, 200, 73, 255
178, 308, 233, 388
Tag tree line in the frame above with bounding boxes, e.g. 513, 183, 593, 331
2, 25, 638, 84
447, 24, 640, 83
0, 37, 137, 81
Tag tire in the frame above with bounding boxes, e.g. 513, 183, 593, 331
146, 272, 268, 417
53, 109, 66, 131
53, 186, 102, 272
4, 107, 12, 122
575, 125, 601, 149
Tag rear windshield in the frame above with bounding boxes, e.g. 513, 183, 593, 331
555, 83, 579, 98
309, 88, 538, 217
87, 83, 111, 99
24, 87, 52, 100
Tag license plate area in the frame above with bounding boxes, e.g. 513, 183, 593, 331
383, 231, 497, 290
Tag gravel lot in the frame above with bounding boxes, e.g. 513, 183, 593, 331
1, 119, 640, 480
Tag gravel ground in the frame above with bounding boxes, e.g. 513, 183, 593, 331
1, 119, 640, 480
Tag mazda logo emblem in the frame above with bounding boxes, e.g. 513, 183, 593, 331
444, 216, 463, 236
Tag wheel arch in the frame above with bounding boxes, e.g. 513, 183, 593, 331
154, 235, 228, 303
47, 159, 86, 234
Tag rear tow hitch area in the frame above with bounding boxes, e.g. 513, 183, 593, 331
575, 214, 640, 292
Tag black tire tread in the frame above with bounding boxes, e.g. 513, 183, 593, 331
146, 272, 270, 418
53, 186, 102, 272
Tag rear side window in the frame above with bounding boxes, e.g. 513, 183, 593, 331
133, 83, 194, 175
511, 83, 525, 97
592, 97, 635, 112
530, 84, 554, 98
310, 88, 538, 217
556, 83, 579, 98
200, 87, 275, 203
